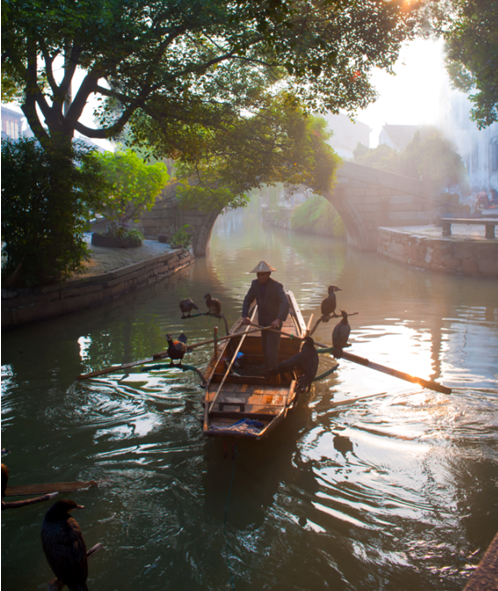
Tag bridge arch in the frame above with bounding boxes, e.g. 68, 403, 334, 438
140, 162, 438, 255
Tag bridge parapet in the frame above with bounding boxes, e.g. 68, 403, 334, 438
325, 161, 438, 251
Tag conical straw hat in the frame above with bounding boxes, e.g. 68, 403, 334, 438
250, 260, 277, 273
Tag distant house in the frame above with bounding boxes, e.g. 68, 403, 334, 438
1, 103, 108, 153
378, 124, 419, 152
322, 112, 371, 158
1, 105, 31, 140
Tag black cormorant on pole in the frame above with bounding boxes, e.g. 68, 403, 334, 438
321, 285, 342, 320
41, 499, 88, 591
179, 299, 199, 318
332, 310, 351, 352
204, 293, 221, 316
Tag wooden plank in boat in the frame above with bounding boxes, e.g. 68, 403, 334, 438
209, 409, 283, 419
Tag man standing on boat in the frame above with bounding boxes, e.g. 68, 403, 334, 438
241, 261, 289, 369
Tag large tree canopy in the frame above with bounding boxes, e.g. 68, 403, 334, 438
2, 0, 417, 155
419, 0, 498, 128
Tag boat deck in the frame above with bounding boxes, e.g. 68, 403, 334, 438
202, 292, 307, 438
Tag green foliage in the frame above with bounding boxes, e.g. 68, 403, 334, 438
91, 148, 169, 233
353, 126, 468, 192
290, 195, 345, 238
1, 137, 107, 287
170, 225, 193, 249
2, 0, 417, 155
353, 143, 399, 173
419, 0, 498, 128
174, 97, 341, 212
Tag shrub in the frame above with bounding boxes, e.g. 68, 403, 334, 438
1, 137, 107, 287
290, 195, 345, 237
170, 225, 192, 248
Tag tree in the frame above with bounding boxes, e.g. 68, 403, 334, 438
91, 148, 169, 234
353, 142, 399, 173
418, 0, 498, 128
353, 126, 468, 193
1, 138, 107, 287
2, 0, 417, 158
173, 96, 341, 212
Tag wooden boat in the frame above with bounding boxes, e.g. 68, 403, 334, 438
202, 291, 308, 439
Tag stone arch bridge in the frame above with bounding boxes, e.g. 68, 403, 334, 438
140, 161, 444, 256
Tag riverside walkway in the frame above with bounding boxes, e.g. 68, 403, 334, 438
79, 234, 174, 277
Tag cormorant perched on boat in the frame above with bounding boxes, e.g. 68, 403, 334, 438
266, 336, 319, 393
179, 298, 199, 318
204, 293, 221, 315
41, 499, 88, 591
2, 463, 9, 501
321, 286, 342, 320
332, 310, 351, 352
166, 333, 188, 367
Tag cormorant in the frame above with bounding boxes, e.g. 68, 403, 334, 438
179, 298, 199, 318
166, 333, 188, 367
332, 310, 351, 351
321, 285, 342, 320
41, 499, 88, 591
266, 336, 319, 393
204, 293, 221, 316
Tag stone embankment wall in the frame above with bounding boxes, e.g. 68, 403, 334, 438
377, 228, 498, 279
2, 249, 194, 329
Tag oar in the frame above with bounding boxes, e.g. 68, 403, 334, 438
328, 349, 452, 395
249, 323, 451, 395
77, 328, 264, 380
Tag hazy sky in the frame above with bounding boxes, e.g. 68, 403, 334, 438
357, 37, 449, 147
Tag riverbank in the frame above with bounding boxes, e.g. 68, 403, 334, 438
1, 237, 194, 328
378, 224, 498, 279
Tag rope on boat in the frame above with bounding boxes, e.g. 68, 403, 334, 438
224, 443, 237, 591
312, 365, 340, 382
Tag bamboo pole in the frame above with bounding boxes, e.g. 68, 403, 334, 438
77, 328, 264, 380
2, 491, 58, 510
206, 306, 259, 419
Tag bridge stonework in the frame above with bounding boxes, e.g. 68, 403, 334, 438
139, 162, 442, 256
138, 183, 222, 256
325, 161, 437, 251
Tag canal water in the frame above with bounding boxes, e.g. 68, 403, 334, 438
2, 207, 497, 590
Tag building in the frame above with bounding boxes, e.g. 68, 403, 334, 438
322, 112, 371, 158
378, 124, 419, 152
1, 105, 29, 140
442, 91, 498, 194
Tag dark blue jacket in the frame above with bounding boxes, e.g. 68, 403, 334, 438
242, 277, 289, 326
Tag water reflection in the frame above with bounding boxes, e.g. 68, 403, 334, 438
1, 207, 497, 591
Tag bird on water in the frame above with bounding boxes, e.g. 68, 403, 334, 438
41, 499, 88, 591
321, 285, 342, 320
179, 298, 199, 318
332, 310, 351, 352
267, 336, 319, 393
204, 293, 221, 316
166, 333, 188, 367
